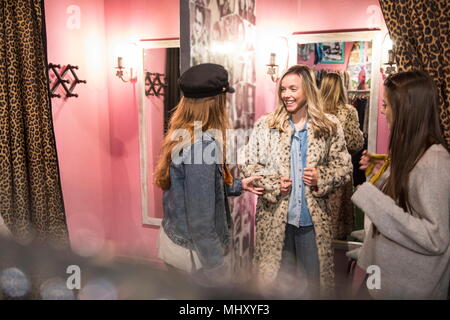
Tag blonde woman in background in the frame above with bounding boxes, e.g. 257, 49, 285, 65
320, 72, 364, 239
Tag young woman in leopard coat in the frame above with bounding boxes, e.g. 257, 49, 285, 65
240, 65, 352, 297
320, 72, 364, 239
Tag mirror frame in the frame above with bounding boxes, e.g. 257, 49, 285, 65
136, 38, 180, 226
288, 30, 382, 153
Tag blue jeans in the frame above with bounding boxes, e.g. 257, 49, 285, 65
277, 224, 320, 299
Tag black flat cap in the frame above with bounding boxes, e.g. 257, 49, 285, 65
179, 63, 235, 98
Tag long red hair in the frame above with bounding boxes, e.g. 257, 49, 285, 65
154, 94, 230, 190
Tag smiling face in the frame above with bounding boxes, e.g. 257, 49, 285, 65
280, 73, 307, 114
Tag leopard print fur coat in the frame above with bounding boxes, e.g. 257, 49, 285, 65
239, 113, 352, 294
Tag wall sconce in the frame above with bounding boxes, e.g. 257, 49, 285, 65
115, 56, 137, 83
381, 34, 397, 78
383, 46, 397, 76
267, 53, 279, 82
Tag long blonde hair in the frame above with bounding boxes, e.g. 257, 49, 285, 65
320, 72, 348, 115
268, 64, 336, 138
154, 94, 230, 190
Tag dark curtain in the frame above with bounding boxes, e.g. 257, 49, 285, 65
0, 0, 68, 247
163, 48, 181, 134
379, 0, 450, 150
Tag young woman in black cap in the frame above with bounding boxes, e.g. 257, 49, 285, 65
154, 63, 262, 286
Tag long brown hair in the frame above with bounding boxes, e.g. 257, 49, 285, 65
269, 64, 336, 138
320, 72, 348, 115
383, 70, 446, 212
154, 94, 230, 190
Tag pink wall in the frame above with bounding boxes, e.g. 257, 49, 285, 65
45, 0, 114, 258
103, 0, 178, 261
45, 0, 389, 263
45, 0, 179, 261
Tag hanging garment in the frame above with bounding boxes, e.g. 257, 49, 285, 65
314, 43, 324, 65
351, 97, 369, 186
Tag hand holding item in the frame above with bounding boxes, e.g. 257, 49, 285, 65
303, 167, 319, 187
359, 150, 385, 172
280, 176, 292, 196
359, 150, 389, 185
242, 176, 265, 195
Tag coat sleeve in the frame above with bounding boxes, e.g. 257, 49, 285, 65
238, 117, 281, 203
184, 141, 226, 270
312, 119, 353, 198
343, 106, 364, 154
351, 164, 450, 255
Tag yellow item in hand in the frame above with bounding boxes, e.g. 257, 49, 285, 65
365, 153, 390, 185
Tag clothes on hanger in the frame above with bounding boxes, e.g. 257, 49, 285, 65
348, 94, 369, 132
314, 43, 324, 65
348, 93, 370, 187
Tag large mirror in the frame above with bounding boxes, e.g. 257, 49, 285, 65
136, 39, 180, 226
288, 30, 382, 154
286, 31, 383, 280
288, 30, 382, 198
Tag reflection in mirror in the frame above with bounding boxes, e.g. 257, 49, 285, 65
136, 39, 180, 226
289, 31, 381, 185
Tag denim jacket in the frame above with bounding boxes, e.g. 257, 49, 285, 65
162, 133, 242, 272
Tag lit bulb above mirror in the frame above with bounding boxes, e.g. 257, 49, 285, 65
381, 34, 397, 77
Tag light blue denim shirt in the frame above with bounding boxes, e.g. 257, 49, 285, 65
287, 118, 313, 227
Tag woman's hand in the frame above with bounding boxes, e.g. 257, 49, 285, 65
359, 150, 385, 174
242, 176, 265, 195
280, 177, 292, 196
303, 167, 319, 187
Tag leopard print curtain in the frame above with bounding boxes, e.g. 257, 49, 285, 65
379, 0, 450, 150
0, 0, 69, 247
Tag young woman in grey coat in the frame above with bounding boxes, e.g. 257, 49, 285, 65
352, 70, 450, 299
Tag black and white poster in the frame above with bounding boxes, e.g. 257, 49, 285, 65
182, 0, 257, 281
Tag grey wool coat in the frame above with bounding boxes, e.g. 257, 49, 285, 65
239, 113, 352, 293
352, 144, 450, 299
